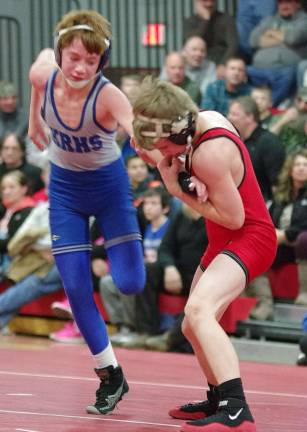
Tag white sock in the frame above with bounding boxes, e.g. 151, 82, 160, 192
93, 342, 118, 369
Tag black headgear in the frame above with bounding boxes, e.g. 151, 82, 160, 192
54, 24, 111, 71
138, 112, 196, 145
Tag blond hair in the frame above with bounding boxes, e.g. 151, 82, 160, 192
55, 9, 111, 57
132, 76, 198, 150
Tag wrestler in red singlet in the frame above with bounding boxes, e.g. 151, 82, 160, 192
191, 127, 277, 282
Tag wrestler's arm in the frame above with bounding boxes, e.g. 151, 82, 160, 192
102, 84, 164, 167
28, 48, 56, 149
158, 138, 245, 230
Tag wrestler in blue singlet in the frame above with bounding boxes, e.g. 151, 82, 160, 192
41, 70, 145, 355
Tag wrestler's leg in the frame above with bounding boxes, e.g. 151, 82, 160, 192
179, 254, 255, 431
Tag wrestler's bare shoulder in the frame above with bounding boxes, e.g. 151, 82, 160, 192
199, 110, 238, 136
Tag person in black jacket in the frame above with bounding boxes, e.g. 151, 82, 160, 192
246, 148, 307, 319
120, 203, 208, 349
0, 133, 44, 195
183, 0, 239, 79
228, 95, 285, 202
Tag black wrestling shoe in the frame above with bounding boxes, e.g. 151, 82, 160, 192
86, 365, 129, 414
181, 398, 256, 432
169, 389, 218, 420
296, 352, 307, 366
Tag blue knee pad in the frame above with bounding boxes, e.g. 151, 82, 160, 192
107, 240, 146, 295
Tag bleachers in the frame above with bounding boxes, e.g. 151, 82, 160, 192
3, 262, 304, 344
236, 302, 304, 343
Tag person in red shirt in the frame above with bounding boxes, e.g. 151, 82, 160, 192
131, 77, 277, 432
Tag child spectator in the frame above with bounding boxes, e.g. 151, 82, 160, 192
251, 86, 281, 130
101, 187, 171, 347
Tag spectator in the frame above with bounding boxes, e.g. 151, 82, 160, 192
183, 0, 239, 79
270, 87, 307, 153
125, 203, 208, 350
248, 0, 307, 106
102, 187, 171, 347
162, 52, 202, 105
246, 148, 307, 319
228, 96, 285, 201
236, 0, 277, 61
160, 36, 216, 96
116, 74, 142, 162
0, 199, 62, 335
0, 170, 35, 280
201, 56, 252, 115
251, 86, 281, 129
125, 154, 157, 208
0, 81, 28, 140
0, 133, 44, 195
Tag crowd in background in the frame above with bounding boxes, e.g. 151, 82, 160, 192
0, 0, 306, 364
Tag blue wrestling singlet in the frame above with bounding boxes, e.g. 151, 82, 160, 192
41, 70, 145, 354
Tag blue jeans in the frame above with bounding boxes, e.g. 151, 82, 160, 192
236, 0, 276, 59
247, 65, 297, 106
0, 265, 62, 329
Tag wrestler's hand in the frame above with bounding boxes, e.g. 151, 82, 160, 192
164, 265, 183, 295
158, 156, 184, 197
189, 175, 209, 203
28, 117, 49, 151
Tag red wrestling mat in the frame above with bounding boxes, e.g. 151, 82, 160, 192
0, 335, 306, 432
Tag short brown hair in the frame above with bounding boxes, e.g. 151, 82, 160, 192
132, 76, 198, 150
55, 9, 111, 57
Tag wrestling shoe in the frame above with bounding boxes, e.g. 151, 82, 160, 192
169, 389, 218, 420
181, 398, 256, 432
86, 365, 129, 415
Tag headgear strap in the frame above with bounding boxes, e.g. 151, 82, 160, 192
54, 24, 111, 70
137, 112, 195, 145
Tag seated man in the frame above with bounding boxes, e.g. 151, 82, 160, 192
160, 36, 216, 96
201, 56, 252, 115
183, 0, 239, 78
0, 81, 28, 141
227, 96, 285, 202
161, 51, 202, 106
248, 0, 307, 106
236, 0, 277, 61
